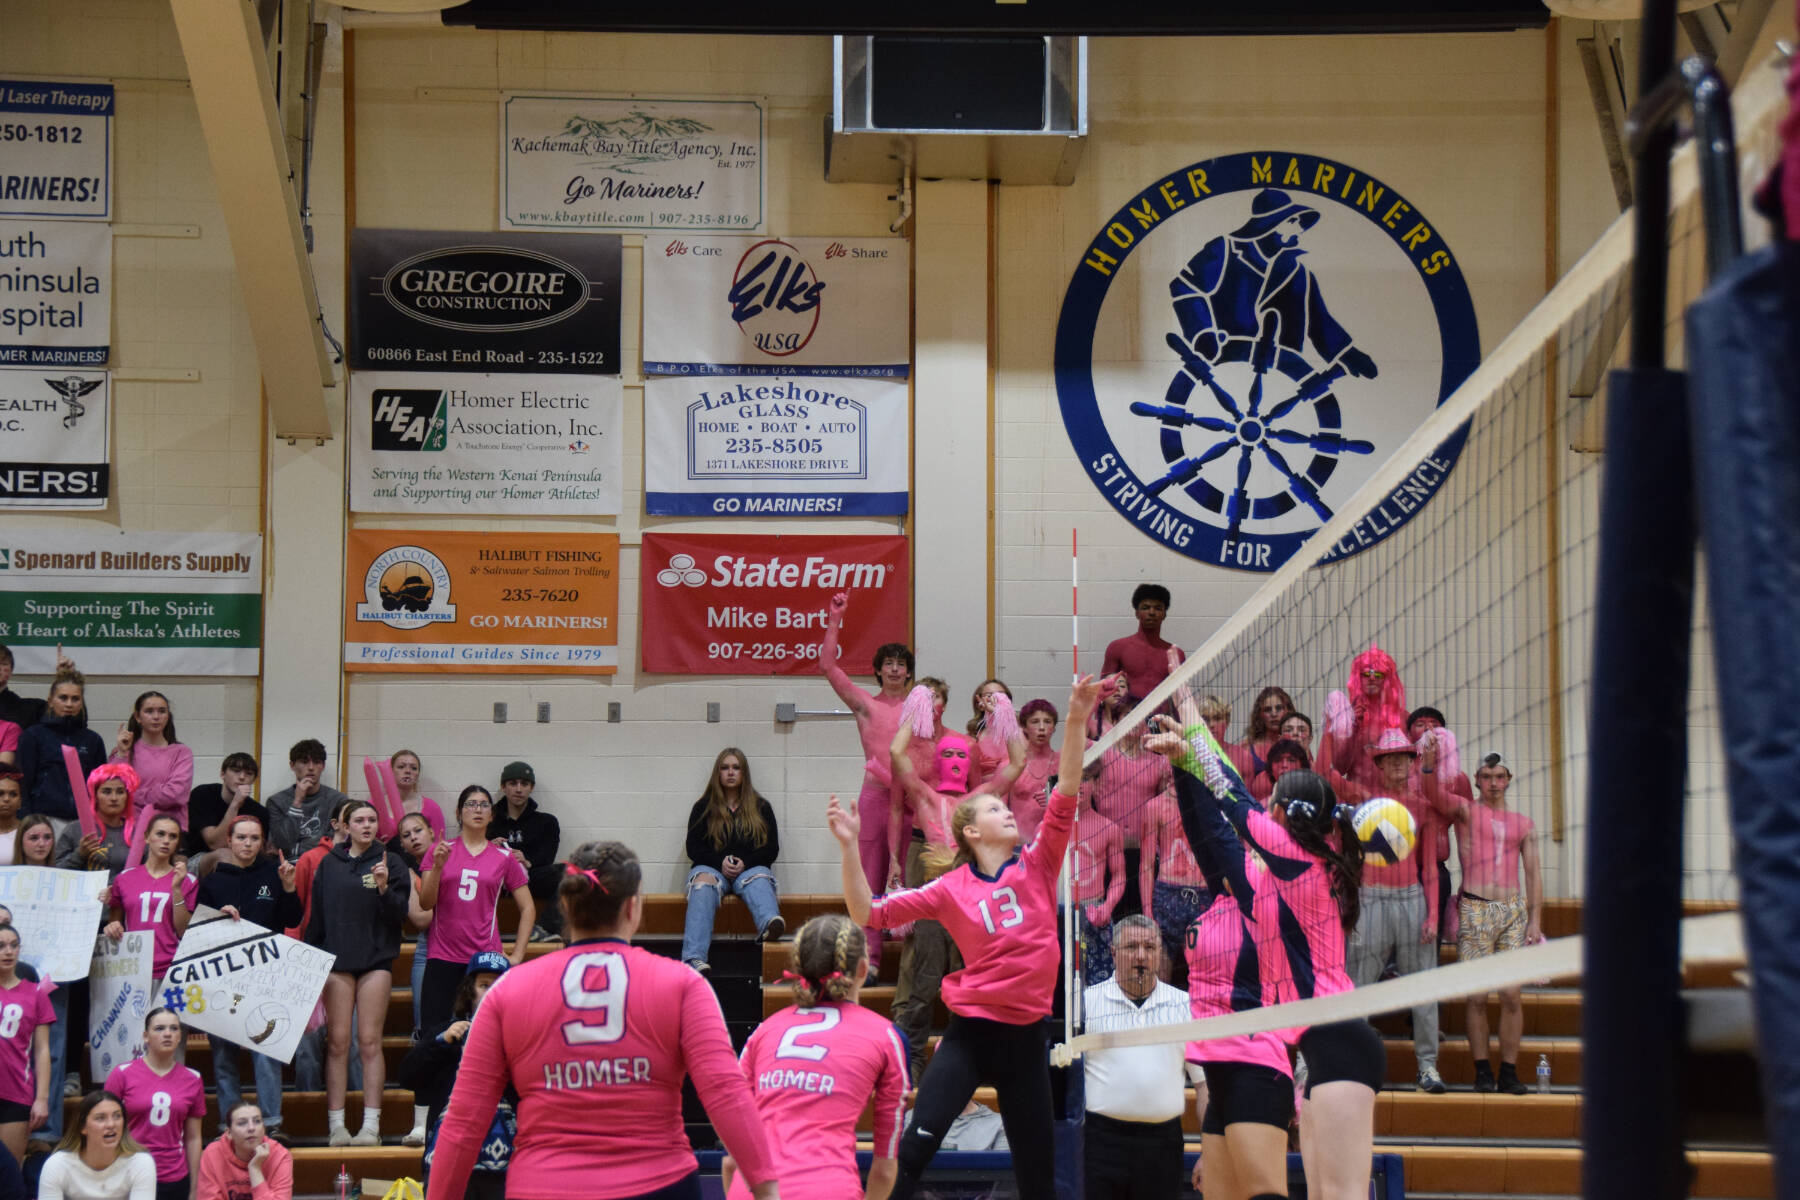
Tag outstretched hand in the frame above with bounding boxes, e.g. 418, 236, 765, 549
1143, 730, 1185, 758
1066, 674, 1104, 723
826, 794, 860, 847
829, 591, 849, 618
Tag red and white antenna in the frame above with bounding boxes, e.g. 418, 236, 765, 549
1071, 528, 1079, 683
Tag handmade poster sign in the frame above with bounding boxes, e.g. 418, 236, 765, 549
88, 931, 152, 1078
0, 866, 112, 981
158, 908, 335, 1064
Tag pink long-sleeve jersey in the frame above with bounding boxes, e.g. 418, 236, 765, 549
424, 939, 774, 1200
726, 1002, 909, 1200
1183, 889, 1291, 1074
1235, 808, 1355, 1004
869, 783, 1076, 1025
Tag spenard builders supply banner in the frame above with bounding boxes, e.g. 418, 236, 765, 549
639, 533, 907, 676
345, 529, 618, 674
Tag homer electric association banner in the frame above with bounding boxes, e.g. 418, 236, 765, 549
639, 533, 908, 676
644, 375, 907, 516
642, 236, 909, 377
344, 529, 618, 674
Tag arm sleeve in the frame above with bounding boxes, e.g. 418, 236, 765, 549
685, 800, 723, 870
871, 1021, 910, 1160
681, 973, 775, 1187
742, 800, 778, 869
380, 855, 411, 922
0, 722, 17, 756
423, 989, 512, 1200
867, 879, 944, 929
193, 1145, 226, 1200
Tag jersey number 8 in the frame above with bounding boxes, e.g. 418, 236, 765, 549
559, 951, 628, 1046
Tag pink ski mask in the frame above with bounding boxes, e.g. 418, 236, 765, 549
935, 733, 974, 795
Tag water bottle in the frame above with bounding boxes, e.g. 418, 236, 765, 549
1536, 1053, 1552, 1093
336, 1166, 353, 1200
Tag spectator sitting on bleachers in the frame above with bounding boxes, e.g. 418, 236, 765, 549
681, 750, 781, 973
1249, 736, 1311, 802
265, 740, 347, 861
384, 750, 446, 841
1280, 711, 1314, 757
108, 692, 193, 851
488, 762, 562, 942
195, 1102, 292, 1200
0, 774, 20, 863
16, 669, 106, 834
0, 643, 74, 733
396, 952, 515, 1200
54, 764, 136, 880
1242, 686, 1297, 782
185, 754, 264, 858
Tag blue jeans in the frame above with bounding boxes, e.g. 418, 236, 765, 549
681, 864, 779, 964
211, 1035, 284, 1129
293, 1010, 361, 1093
43, 986, 68, 1141
411, 928, 428, 1037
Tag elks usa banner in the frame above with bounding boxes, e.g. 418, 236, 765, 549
0, 220, 111, 366
644, 375, 907, 516
350, 372, 623, 515
0, 366, 108, 508
639, 533, 908, 676
643, 236, 910, 377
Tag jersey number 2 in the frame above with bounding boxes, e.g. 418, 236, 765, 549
559, 951, 628, 1046
977, 886, 1023, 934
774, 1007, 840, 1062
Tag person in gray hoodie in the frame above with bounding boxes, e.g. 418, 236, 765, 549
265, 739, 347, 859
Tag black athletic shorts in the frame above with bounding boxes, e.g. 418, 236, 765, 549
1197, 1060, 1294, 1134
0, 1099, 29, 1124
1298, 1019, 1386, 1095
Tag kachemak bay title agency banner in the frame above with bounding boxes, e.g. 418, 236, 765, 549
1, 220, 111, 365
344, 529, 619, 674
349, 228, 621, 373
0, 366, 108, 508
0, 80, 114, 220
644, 375, 907, 516
0, 531, 262, 675
350, 372, 622, 515
502, 95, 765, 233
643, 236, 909, 377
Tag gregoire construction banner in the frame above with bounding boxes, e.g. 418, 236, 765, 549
644, 375, 907, 516
0, 220, 111, 366
642, 236, 909, 376
0, 366, 108, 508
502, 95, 765, 233
350, 372, 623, 515
349, 228, 621, 373
0, 531, 262, 674
345, 529, 618, 674
639, 533, 907, 676
0, 80, 114, 220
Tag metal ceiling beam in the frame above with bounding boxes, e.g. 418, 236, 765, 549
168, 0, 334, 441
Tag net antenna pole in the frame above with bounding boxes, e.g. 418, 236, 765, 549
1071, 529, 1079, 685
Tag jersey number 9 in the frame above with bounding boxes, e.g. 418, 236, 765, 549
559, 951, 628, 1046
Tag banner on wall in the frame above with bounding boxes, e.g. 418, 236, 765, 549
0, 80, 113, 220
644, 375, 908, 516
0, 366, 108, 509
345, 528, 619, 674
350, 372, 623, 515
159, 909, 335, 1064
501, 95, 765, 233
639, 532, 908, 676
643, 236, 910, 377
89, 932, 152, 1078
0, 530, 262, 674
349, 228, 621, 373
0, 867, 112, 981
0, 220, 111, 365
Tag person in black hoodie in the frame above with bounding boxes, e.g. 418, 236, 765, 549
304, 799, 407, 1148
0, 643, 75, 734
396, 951, 515, 1200
195, 814, 300, 1143
680, 748, 782, 972
488, 762, 561, 940
15, 668, 106, 828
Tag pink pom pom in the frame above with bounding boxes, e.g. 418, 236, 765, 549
1324, 690, 1355, 742
1432, 727, 1462, 780
900, 685, 937, 738
982, 693, 1022, 749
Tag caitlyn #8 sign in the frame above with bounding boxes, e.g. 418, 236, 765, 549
640, 533, 908, 676
345, 529, 618, 674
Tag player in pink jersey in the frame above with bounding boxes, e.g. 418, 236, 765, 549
105, 816, 197, 981
723, 916, 908, 1200
426, 841, 775, 1200
1420, 741, 1542, 1094
106, 1008, 205, 1200
0, 923, 53, 1160
832, 674, 1100, 1200
1071, 764, 1127, 985
418, 785, 534, 1033
1007, 698, 1060, 843
820, 590, 918, 976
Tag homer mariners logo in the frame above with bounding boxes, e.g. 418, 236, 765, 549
1055, 151, 1479, 571
354, 545, 456, 630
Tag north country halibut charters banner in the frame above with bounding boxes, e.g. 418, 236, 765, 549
344, 529, 619, 674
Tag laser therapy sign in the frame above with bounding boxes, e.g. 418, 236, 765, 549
1054, 152, 1479, 572
0, 79, 113, 220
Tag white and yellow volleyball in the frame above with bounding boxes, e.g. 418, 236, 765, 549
1353, 797, 1417, 866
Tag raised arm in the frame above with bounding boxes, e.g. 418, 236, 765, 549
1417, 731, 1462, 818
972, 729, 1026, 798
828, 795, 872, 925
1138, 803, 1161, 919
1522, 825, 1543, 943
820, 592, 872, 716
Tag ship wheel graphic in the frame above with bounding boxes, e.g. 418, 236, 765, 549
1133, 311, 1374, 548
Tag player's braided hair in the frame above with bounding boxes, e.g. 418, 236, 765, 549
1271, 770, 1364, 932
559, 840, 641, 930
787, 914, 864, 1006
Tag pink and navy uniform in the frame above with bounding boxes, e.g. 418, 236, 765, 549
1183, 889, 1293, 1074
111, 866, 198, 979
105, 1057, 206, 1181
425, 939, 773, 1200
426, 841, 528, 963
868, 783, 1076, 1024
0, 978, 55, 1107
727, 1003, 909, 1200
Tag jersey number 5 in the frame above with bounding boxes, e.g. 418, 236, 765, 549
976, 886, 1023, 934
559, 951, 628, 1046
774, 1007, 840, 1062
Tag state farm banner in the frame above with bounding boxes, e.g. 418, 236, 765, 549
345, 528, 619, 674
0, 220, 111, 366
349, 228, 621, 373
350, 372, 622, 515
640, 533, 908, 676
502, 95, 765, 233
644, 375, 907, 516
0, 366, 108, 508
0, 530, 263, 675
643, 236, 909, 377
0, 80, 114, 220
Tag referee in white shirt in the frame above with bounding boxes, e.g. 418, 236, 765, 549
1081, 913, 1206, 1198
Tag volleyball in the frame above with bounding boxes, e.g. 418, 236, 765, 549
1353, 797, 1417, 866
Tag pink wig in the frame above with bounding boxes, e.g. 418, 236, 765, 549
86, 762, 140, 797
1346, 644, 1408, 736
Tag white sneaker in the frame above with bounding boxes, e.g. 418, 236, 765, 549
328, 1128, 352, 1147
350, 1127, 380, 1146
1417, 1064, 1447, 1094
402, 1124, 427, 1147
63, 1078, 81, 1099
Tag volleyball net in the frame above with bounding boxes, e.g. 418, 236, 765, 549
1057, 50, 1788, 1061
